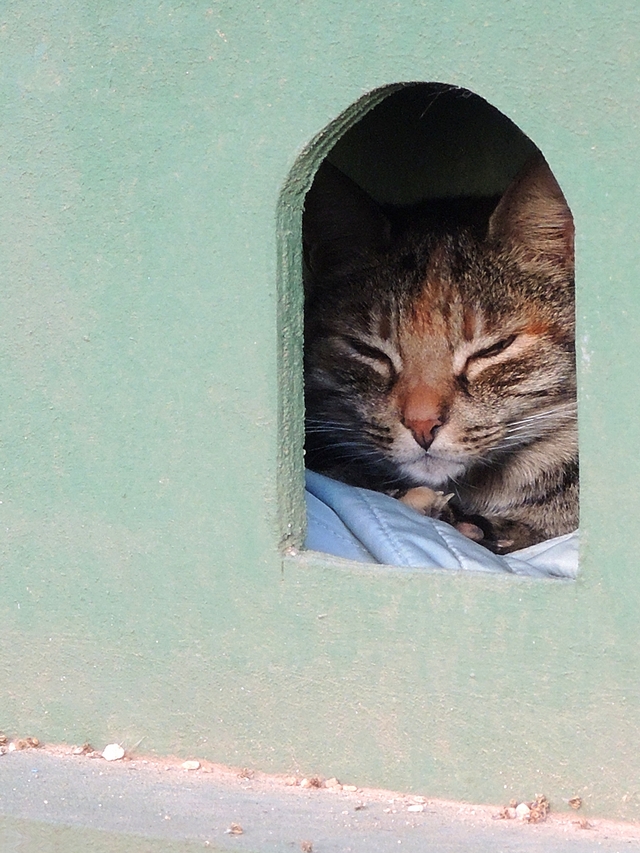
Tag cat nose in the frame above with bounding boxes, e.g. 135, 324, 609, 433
406, 417, 442, 450
400, 383, 444, 450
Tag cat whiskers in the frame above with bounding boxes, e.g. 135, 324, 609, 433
306, 422, 389, 457
306, 436, 385, 456
493, 405, 577, 452
305, 426, 361, 437
306, 419, 392, 446
506, 405, 577, 430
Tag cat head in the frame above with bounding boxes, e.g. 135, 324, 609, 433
303, 156, 576, 493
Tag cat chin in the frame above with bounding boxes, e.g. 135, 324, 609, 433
398, 456, 467, 488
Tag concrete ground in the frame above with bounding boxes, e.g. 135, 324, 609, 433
2, 746, 640, 852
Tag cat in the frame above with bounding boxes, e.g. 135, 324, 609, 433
303, 154, 578, 554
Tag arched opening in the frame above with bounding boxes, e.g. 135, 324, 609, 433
281, 83, 577, 578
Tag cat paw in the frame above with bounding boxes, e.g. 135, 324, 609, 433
399, 487, 454, 519
400, 488, 514, 552
453, 520, 486, 542
401, 489, 499, 548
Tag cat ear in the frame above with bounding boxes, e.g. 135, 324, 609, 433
303, 161, 391, 278
487, 153, 574, 271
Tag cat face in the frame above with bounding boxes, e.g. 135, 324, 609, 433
304, 156, 576, 497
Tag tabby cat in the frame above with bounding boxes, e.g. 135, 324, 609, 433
303, 155, 578, 553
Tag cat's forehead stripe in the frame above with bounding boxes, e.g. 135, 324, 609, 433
409, 285, 451, 334
378, 311, 392, 341
462, 306, 481, 342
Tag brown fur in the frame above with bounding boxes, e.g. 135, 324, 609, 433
303, 156, 577, 553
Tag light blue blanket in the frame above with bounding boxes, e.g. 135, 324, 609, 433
305, 470, 578, 579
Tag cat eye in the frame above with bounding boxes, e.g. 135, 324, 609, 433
472, 334, 517, 360
343, 337, 398, 381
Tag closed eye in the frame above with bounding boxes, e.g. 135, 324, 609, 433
343, 337, 398, 382
471, 334, 517, 360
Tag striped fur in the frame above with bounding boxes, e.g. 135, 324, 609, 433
303, 156, 577, 552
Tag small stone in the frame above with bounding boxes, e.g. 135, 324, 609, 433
225, 823, 243, 835
0, 733, 7, 745
325, 777, 341, 788
528, 794, 550, 823
568, 796, 582, 810
72, 743, 92, 755
182, 760, 201, 771
301, 842, 313, 852
102, 743, 125, 761
342, 784, 358, 792
300, 777, 323, 789
407, 804, 424, 813
506, 807, 517, 819
283, 776, 298, 786
8, 743, 16, 752
515, 803, 531, 820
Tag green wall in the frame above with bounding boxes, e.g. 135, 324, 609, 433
1, 0, 639, 819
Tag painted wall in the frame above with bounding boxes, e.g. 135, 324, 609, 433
1, 0, 639, 819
